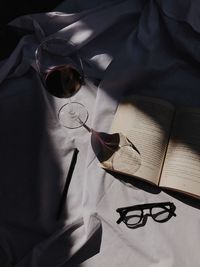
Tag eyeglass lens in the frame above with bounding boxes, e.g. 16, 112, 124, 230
125, 209, 143, 226
151, 206, 172, 222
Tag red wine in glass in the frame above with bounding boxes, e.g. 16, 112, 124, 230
44, 64, 84, 98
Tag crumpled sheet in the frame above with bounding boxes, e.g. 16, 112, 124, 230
0, 0, 200, 266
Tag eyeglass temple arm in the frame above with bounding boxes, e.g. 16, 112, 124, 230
165, 205, 176, 217
116, 210, 126, 224
116, 202, 175, 211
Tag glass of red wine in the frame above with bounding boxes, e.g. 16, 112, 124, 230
35, 36, 88, 129
35, 37, 141, 169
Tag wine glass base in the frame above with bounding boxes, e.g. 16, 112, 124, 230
58, 102, 89, 129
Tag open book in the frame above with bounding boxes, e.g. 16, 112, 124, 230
100, 95, 200, 199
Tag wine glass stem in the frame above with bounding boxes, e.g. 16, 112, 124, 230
82, 122, 91, 133
69, 98, 74, 114
77, 117, 91, 132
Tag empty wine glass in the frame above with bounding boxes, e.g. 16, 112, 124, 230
35, 36, 88, 128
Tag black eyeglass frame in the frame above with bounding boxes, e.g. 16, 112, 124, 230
116, 202, 176, 227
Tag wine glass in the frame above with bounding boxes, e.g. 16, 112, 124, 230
35, 37, 141, 171
35, 36, 89, 129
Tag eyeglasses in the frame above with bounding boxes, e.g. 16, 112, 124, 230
116, 202, 176, 228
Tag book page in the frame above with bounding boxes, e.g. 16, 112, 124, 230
108, 95, 174, 184
160, 108, 200, 197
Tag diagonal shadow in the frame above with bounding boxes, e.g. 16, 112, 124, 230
0, 70, 75, 265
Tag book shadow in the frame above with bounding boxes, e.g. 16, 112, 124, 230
107, 170, 161, 195
162, 189, 200, 210
106, 171, 200, 209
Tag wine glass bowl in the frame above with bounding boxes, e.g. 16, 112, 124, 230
35, 37, 84, 98
44, 64, 84, 98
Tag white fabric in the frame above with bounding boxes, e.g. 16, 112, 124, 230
0, 1, 200, 266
